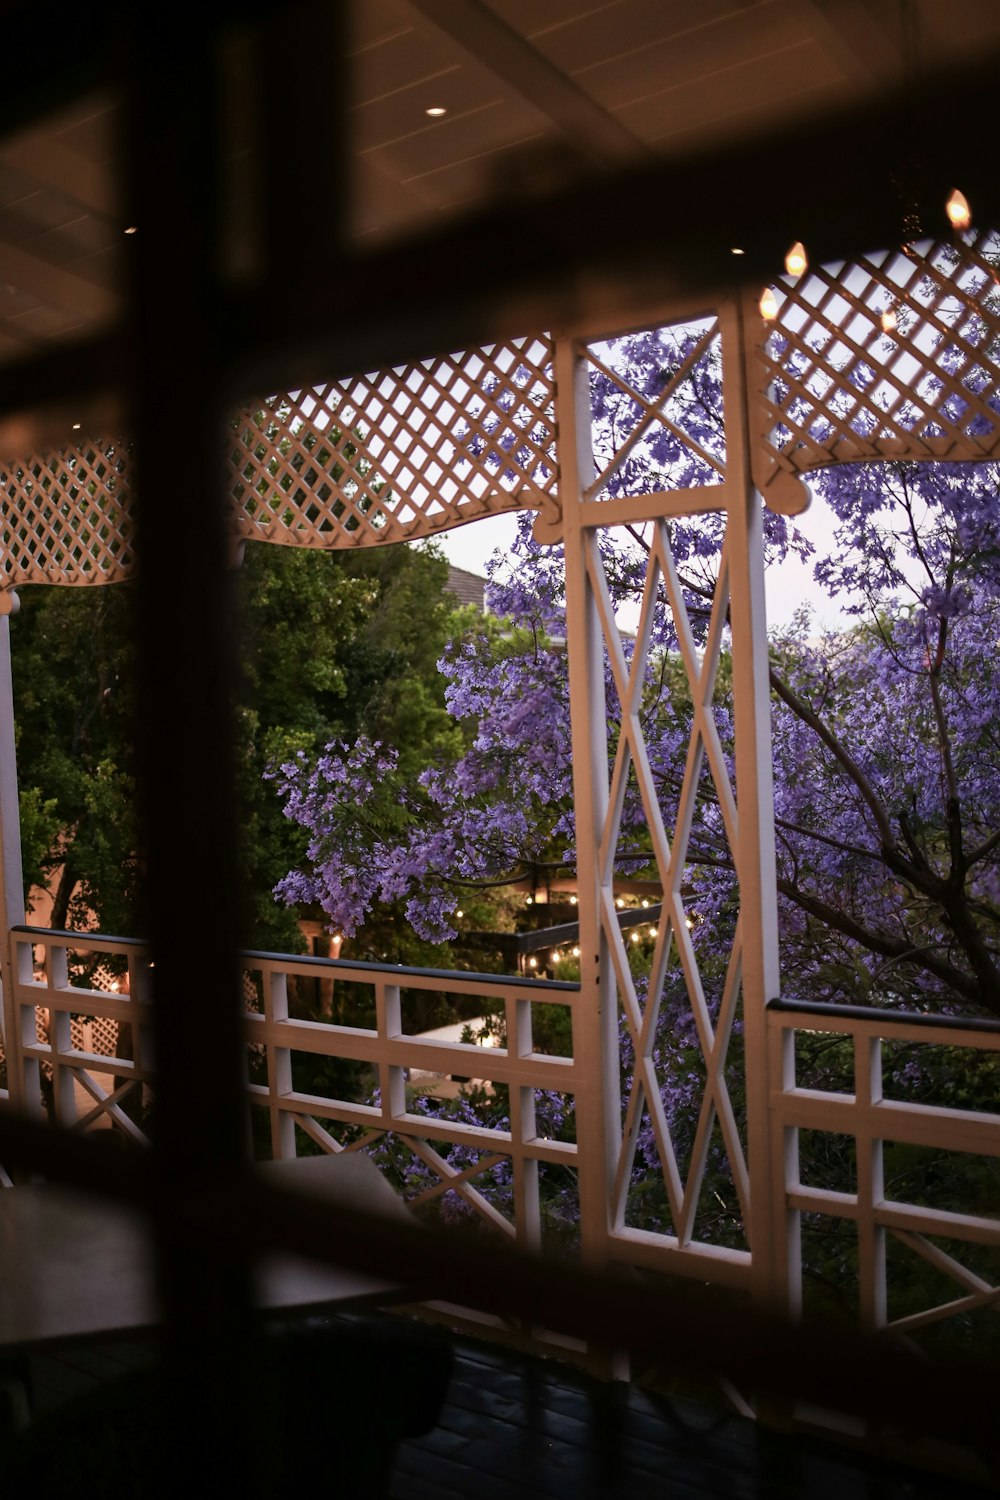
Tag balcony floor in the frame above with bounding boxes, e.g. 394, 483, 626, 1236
23, 1324, 996, 1499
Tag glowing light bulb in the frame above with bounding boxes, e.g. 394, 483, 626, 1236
550, 951, 560, 964
881, 307, 897, 334
569, 895, 577, 906
525, 895, 533, 905
946, 188, 971, 231
425, 106, 447, 118
649, 926, 658, 938
685, 916, 694, 930
572, 946, 580, 957
630, 932, 640, 944
641, 899, 649, 908
784, 241, 807, 277
759, 287, 779, 321
615, 897, 625, 909
528, 957, 537, 969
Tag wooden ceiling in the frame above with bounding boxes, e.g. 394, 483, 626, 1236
0, 0, 998, 373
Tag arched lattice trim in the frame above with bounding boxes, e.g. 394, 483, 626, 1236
0, 334, 558, 595
751, 230, 1000, 514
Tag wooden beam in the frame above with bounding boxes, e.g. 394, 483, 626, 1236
0, 132, 118, 220
788, 0, 903, 83
0, 240, 116, 323
405, 0, 649, 164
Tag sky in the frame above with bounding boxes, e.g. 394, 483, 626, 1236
433, 488, 851, 634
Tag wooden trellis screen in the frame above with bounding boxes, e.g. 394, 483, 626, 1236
0, 334, 557, 596
751, 230, 1000, 514
1, 235, 998, 601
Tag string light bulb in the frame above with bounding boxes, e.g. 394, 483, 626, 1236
946, 188, 971, 231
784, 241, 808, 277
759, 287, 779, 321
881, 306, 898, 334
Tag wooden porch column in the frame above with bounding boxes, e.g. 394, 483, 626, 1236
720, 296, 784, 1313
0, 599, 30, 1124
557, 335, 619, 1272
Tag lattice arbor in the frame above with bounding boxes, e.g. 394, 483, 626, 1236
0, 239, 998, 1353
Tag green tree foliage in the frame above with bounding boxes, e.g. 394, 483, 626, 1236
9, 540, 461, 957
12, 585, 140, 934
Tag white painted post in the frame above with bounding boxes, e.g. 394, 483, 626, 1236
0, 600, 29, 1118
719, 297, 785, 1314
556, 335, 619, 1273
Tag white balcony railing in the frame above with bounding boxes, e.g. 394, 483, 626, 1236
3, 926, 580, 1260
5, 924, 1000, 1360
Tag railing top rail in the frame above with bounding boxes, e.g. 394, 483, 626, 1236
767, 995, 1000, 1038
12, 926, 580, 994
13, 926, 148, 951
241, 948, 580, 992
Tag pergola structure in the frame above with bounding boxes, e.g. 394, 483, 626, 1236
1, 0, 1000, 1486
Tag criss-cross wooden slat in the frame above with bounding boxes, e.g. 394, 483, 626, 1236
584, 323, 725, 500
753, 231, 1000, 514
405, 1136, 516, 1236
585, 528, 748, 1247
885, 1229, 1000, 1334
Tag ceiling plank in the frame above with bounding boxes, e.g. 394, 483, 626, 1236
0, 241, 116, 323
787, 0, 903, 83
0, 133, 118, 220
404, 0, 650, 163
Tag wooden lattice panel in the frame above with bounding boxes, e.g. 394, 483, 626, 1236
0, 444, 133, 591
0, 336, 558, 597
752, 231, 1000, 514
229, 335, 557, 548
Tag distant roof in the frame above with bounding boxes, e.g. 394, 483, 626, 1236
445, 565, 487, 612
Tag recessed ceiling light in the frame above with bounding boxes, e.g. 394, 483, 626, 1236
71, 422, 81, 430
124, 225, 138, 235
425, 106, 447, 118
730, 246, 745, 256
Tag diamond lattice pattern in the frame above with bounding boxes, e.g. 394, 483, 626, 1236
0, 336, 557, 592
230, 335, 557, 548
0, 445, 132, 588
753, 231, 1000, 513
